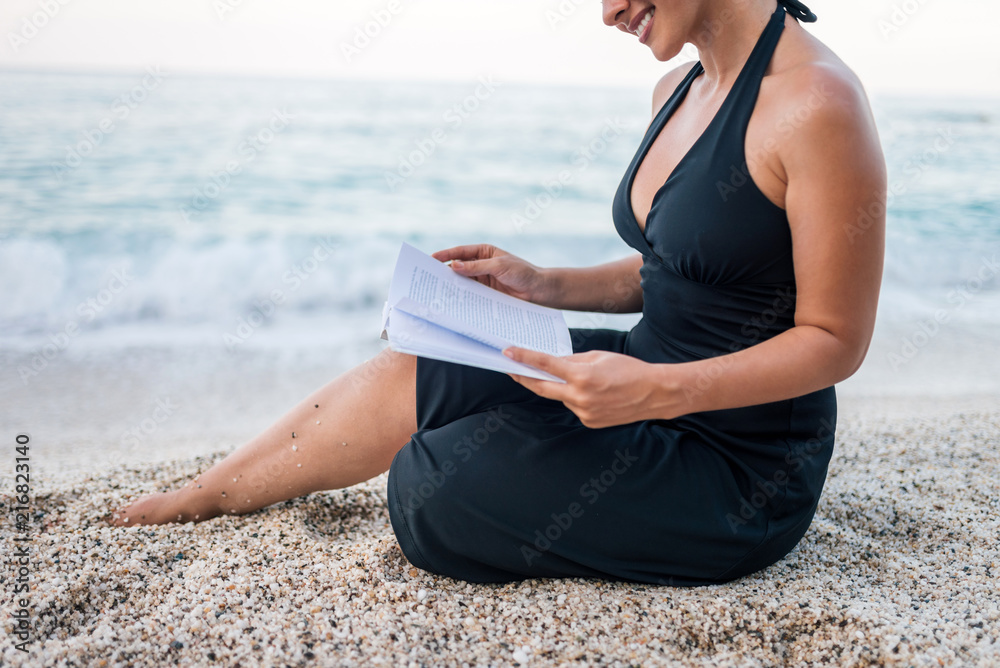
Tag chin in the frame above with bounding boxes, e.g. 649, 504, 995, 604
649, 39, 686, 62
651, 48, 680, 62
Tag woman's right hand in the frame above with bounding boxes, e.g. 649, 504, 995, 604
431, 244, 555, 306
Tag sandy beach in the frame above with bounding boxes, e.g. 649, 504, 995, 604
3, 383, 998, 666
3, 33, 998, 666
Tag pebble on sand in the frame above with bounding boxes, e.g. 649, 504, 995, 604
9, 399, 999, 666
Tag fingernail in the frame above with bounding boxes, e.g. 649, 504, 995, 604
503, 348, 513, 358
452, 260, 463, 268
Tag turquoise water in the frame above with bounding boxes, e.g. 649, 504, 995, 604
1, 70, 998, 355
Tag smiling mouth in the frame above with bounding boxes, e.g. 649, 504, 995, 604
635, 9, 654, 43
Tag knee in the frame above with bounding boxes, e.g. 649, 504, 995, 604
388, 441, 499, 577
388, 440, 529, 583
389, 441, 463, 516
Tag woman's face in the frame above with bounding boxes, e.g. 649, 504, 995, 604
602, 0, 700, 61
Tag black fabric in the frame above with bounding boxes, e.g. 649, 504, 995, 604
777, 0, 817, 23
386, 4, 836, 585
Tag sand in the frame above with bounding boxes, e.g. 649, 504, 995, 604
2, 395, 999, 666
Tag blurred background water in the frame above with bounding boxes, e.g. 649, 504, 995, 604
1, 71, 998, 469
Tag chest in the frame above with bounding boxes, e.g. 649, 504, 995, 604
630, 81, 788, 233
618, 77, 796, 286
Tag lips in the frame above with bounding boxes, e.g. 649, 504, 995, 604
629, 8, 654, 44
637, 10, 654, 43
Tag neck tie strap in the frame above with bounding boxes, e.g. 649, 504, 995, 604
777, 0, 818, 22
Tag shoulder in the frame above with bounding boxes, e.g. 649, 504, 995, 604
772, 60, 873, 134
762, 37, 885, 183
767, 19, 871, 112
650, 61, 700, 117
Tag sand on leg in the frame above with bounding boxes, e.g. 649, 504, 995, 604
110, 348, 418, 525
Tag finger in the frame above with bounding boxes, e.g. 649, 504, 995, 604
449, 257, 499, 277
503, 346, 572, 380
431, 244, 495, 263
507, 373, 572, 402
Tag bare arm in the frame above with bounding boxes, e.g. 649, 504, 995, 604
541, 254, 644, 312
664, 66, 886, 414
504, 66, 886, 427
432, 244, 644, 313
433, 66, 699, 315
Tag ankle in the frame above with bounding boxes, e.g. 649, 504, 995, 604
172, 484, 222, 523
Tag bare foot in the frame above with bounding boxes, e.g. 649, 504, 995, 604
109, 489, 218, 526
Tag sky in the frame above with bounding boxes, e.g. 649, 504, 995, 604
1, 0, 998, 97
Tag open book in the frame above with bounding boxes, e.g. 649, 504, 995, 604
380, 242, 572, 382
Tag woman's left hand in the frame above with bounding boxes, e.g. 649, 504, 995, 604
504, 346, 685, 428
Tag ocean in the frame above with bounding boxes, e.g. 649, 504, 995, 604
1, 70, 998, 469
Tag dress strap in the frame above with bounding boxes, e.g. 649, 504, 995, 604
722, 3, 787, 104
684, 2, 787, 161
777, 0, 817, 22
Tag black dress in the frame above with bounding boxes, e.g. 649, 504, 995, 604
386, 4, 837, 585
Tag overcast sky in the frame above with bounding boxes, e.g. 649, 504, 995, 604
1, 0, 998, 97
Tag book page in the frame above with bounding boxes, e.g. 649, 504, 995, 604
387, 242, 572, 356
385, 308, 565, 382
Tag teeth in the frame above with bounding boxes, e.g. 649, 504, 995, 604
635, 9, 653, 36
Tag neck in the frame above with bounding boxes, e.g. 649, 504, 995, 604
689, 0, 780, 91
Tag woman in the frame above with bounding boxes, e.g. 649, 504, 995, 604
112, 0, 886, 586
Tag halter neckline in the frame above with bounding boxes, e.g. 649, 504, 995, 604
777, 0, 817, 22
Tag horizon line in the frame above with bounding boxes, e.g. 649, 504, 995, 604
1, 64, 998, 102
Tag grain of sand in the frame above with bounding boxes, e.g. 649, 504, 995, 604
2, 397, 998, 666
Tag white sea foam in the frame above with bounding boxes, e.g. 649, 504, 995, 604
1, 72, 997, 368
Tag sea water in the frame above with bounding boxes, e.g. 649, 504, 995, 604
1, 70, 998, 451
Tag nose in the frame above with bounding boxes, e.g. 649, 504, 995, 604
602, 0, 631, 30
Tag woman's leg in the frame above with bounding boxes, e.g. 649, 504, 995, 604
109, 348, 417, 525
